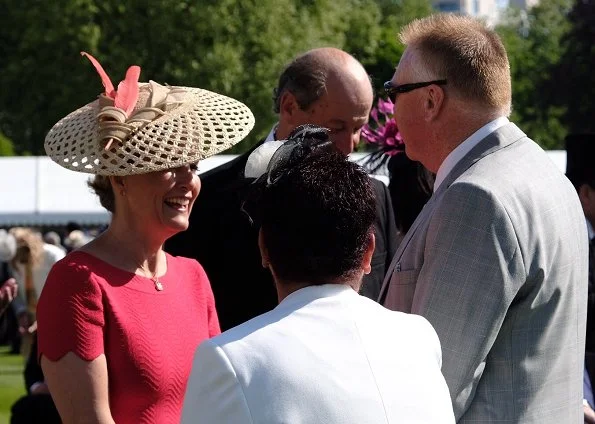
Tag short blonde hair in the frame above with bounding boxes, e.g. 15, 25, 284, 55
400, 14, 511, 115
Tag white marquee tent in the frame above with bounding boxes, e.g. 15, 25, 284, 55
0, 151, 567, 227
0, 155, 234, 226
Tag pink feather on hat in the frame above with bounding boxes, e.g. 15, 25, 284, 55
81, 52, 116, 99
81, 52, 141, 117
114, 66, 141, 116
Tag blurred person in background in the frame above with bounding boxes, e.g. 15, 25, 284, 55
63, 230, 91, 252
10, 334, 61, 424
43, 231, 66, 254
565, 133, 595, 423
9, 227, 65, 359
0, 229, 18, 316
0, 229, 19, 353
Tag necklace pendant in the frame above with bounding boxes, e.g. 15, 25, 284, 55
154, 279, 164, 291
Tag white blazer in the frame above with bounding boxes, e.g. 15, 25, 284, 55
182, 284, 455, 423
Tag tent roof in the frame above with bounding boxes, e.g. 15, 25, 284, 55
0, 156, 233, 226
0, 151, 566, 226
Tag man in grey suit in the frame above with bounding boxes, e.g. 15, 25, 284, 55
379, 14, 588, 422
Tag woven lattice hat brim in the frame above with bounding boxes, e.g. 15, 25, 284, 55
45, 86, 255, 176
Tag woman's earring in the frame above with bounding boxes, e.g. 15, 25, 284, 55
120, 190, 125, 196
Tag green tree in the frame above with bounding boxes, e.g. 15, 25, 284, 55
1, 0, 378, 154
553, 0, 595, 133
0, 131, 15, 156
0, 0, 101, 155
353, 0, 434, 93
0, 0, 435, 155
496, 0, 573, 149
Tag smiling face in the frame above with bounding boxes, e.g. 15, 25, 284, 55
115, 163, 201, 239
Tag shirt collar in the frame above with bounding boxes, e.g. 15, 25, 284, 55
264, 124, 278, 142
587, 219, 594, 241
434, 116, 509, 192
276, 283, 354, 310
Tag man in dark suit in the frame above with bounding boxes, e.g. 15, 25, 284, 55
10, 334, 61, 424
166, 47, 397, 330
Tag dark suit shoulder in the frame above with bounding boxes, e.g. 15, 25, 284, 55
371, 177, 389, 202
360, 177, 398, 301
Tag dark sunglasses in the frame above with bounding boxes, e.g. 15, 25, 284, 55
384, 79, 447, 102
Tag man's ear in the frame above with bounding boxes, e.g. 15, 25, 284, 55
279, 91, 300, 125
258, 228, 270, 269
424, 85, 445, 122
361, 232, 376, 275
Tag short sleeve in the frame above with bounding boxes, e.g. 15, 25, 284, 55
37, 257, 105, 362
194, 261, 221, 338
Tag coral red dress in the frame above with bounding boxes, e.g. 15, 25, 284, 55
37, 251, 220, 424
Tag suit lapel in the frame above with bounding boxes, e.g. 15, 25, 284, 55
434, 123, 526, 198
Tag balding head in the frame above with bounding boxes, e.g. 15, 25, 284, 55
274, 48, 373, 154
273, 47, 370, 113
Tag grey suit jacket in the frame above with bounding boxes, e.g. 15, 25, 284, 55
379, 123, 588, 423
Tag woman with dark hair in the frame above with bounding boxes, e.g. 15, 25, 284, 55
36, 53, 255, 424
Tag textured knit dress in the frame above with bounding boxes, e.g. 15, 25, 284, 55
37, 251, 220, 424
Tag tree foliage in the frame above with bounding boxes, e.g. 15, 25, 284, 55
0, 0, 435, 155
0, 131, 15, 156
496, 0, 573, 149
353, 0, 434, 94
552, 0, 595, 133
2, 0, 591, 154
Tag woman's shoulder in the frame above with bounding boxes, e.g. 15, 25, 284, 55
46, 251, 110, 286
39, 252, 107, 313
166, 253, 211, 291
165, 253, 209, 280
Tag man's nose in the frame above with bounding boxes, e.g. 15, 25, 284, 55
331, 133, 355, 155
351, 131, 361, 149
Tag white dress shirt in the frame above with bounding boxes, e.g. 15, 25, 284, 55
434, 117, 509, 192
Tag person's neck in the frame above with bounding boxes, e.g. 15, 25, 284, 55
274, 120, 293, 141
428, 112, 499, 173
274, 277, 361, 302
92, 218, 166, 273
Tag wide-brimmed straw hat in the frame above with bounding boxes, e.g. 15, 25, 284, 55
45, 53, 255, 176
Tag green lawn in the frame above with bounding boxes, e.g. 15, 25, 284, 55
0, 345, 25, 424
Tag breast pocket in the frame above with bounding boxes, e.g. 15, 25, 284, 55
384, 268, 420, 313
